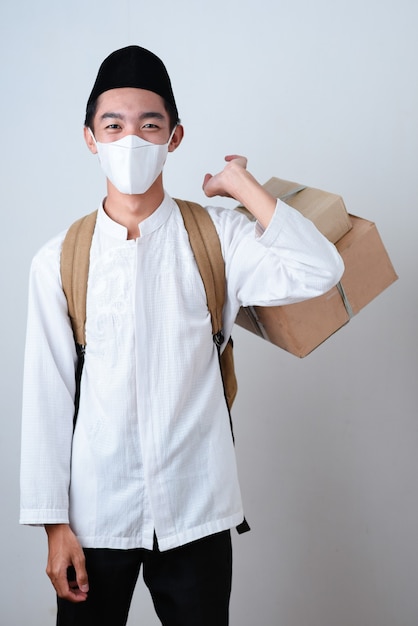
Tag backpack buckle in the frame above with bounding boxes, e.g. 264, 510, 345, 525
213, 330, 224, 347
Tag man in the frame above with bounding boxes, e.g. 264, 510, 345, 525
20, 45, 344, 625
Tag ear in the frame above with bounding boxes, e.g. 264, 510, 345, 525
84, 126, 98, 154
168, 124, 184, 153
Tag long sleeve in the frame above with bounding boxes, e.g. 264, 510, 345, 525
20, 234, 77, 525
207, 199, 344, 339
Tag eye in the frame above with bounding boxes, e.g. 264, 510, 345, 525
105, 123, 121, 130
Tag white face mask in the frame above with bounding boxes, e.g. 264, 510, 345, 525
90, 128, 176, 195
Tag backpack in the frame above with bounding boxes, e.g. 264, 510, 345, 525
60, 199, 238, 420
60, 198, 250, 535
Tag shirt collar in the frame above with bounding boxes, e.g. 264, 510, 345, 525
96, 193, 175, 240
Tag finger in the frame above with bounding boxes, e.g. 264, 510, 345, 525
67, 581, 89, 601
224, 154, 241, 161
74, 555, 89, 595
202, 173, 213, 189
224, 155, 248, 168
61, 577, 89, 602
202, 176, 221, 198
66, 569, 89, 601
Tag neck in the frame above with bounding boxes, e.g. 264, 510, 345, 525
103, 175, 165, 239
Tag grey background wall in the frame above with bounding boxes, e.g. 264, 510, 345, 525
1, 0, 417, 624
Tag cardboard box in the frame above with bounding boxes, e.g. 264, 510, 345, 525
237, 177, 352, 243
235, 215, 398, 357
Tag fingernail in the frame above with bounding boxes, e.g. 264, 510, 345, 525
80, 584, 89, 592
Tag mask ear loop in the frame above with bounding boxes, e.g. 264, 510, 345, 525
88, 127, 98, 146
167, 124, 179, 152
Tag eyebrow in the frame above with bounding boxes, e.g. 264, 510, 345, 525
100, 111, 166, 122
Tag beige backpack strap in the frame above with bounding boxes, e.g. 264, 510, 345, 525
175, 199, 237, 409
175, 199, 225, 341
60, 210, 98, 346
176, 198, 246, 532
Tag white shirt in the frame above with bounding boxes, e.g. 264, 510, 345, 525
20, 194, 344, 551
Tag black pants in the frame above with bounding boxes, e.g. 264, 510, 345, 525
57, 530, 232, 626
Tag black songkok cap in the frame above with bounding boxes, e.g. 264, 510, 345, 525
86, 45, 178, 120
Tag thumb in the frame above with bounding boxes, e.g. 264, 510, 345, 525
202, 173, 212, 189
